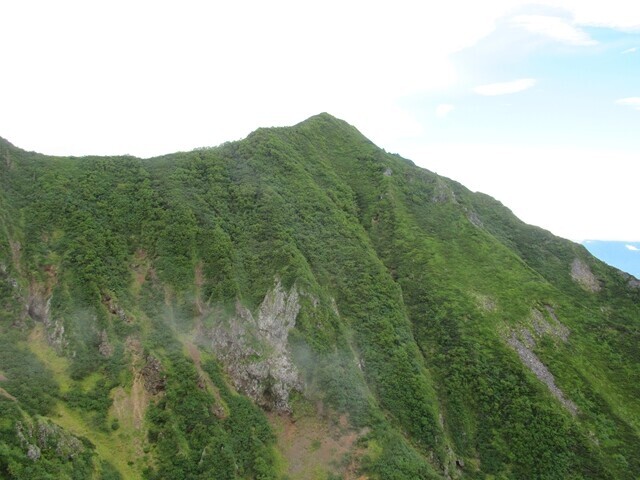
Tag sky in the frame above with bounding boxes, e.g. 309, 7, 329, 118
583, 241, 640, 278
1, 0, 639, 242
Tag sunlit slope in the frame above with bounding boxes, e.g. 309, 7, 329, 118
0, 114, 639, 479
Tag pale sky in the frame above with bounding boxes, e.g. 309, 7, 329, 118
1, 0, 639, 241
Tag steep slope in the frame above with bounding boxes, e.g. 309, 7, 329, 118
0, 115, 639, 479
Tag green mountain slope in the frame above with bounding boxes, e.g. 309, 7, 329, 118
1, 114, 639, 479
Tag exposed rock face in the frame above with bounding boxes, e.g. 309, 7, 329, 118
432, 178, 457, 203
141, 355, 166, 394
467, 210, 483, 228
508, 334, 578, 415
531, 306, 569, 342
102, 294, 130, 323
619, 271, 640, 289
27, 285, 67, 351
16, 418, 85, 461
571, 258, 601, 292
27, 290, 50, 324
201, 278, 302, 412
46, 319, 67, 351
0, 262, 19, 290
98, 329, 114, 357
508, 307, 576, 415
27, 443, 41, 461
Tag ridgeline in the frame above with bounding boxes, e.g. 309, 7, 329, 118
1, 114, 639, 479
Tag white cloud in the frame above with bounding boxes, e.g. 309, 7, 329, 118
616, 98, 640, 110
1, 0, 523, 157
546, 0, 640, 31
622, 47, 638, 54
435, 104, 455, 118
473, 79, 537, 96
626, 245, 640, 251
511, 15, 598, 46
1, 0, 637, 158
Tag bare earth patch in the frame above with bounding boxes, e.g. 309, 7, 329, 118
269, 411, 368, 480
111, 373, 148, 432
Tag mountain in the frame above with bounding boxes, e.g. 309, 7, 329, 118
1, 113, 639, 479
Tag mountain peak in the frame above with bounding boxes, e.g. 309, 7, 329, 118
298, 112, 362, 133
0, 115, 638, 479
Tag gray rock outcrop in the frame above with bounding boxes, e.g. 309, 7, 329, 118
508, 334, 578, 415
27, 286, 67, 351
531, 306, 569, 342
619, 271, 640, 289
432, 178, 457, 203
507, 307, 576, 415
200, 278, 302, 412
571, 258, 601, 292
98, 329, 114, 357
16, 418, 85, 462
141, 355, 166, 394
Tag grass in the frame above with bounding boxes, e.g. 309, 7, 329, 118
55, 403, 142, 479
26, 324, 145, 478
26, 324, 73, 393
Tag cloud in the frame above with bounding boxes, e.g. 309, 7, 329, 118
435, 104, 455, 118
0, 1, 638, 159
511, 15, 598, 46
622, 47, 638, 54
626, 245, 640, 251
4, 0, 519, 157
547, 0, 640, 31
615, 97, 640, 110
473, 79, 537, 96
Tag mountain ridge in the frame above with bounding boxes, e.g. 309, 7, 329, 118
1, 114, 639, 479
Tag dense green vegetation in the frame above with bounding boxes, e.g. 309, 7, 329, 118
1, 114, 639, 478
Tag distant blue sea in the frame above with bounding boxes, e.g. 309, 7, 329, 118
582, 241, 640, 279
